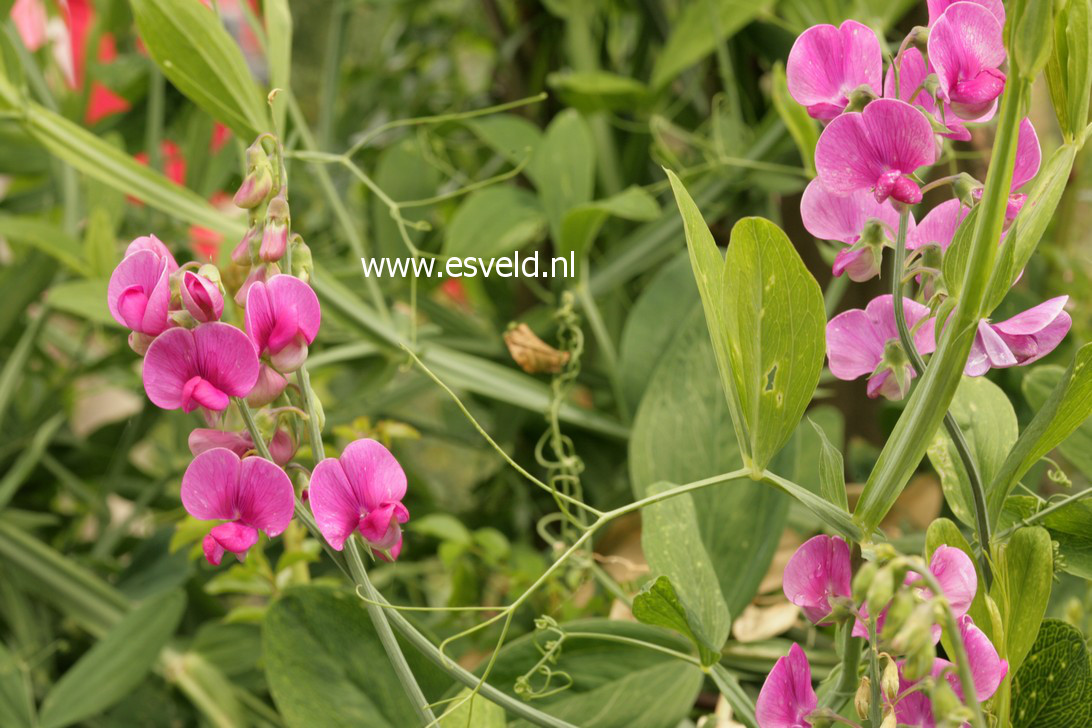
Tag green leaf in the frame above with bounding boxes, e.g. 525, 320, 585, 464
990, 527, 1053, 673
1022, 363, 1092, 479
444, 186, 546, 258
640, 487, 731, 662
529, 109, 595, 244
1011, 619, 1092, 728
410, 513, 472, 546
668, 170, 825, 469
0, 642, 34, 728
130, 0, 270, 140
559, 185, 660, 264
263, 587, 451, 728
39, 589, 186, 728
82, 207, 118, 279
630, 307, 788, 617
770, 63, 817, 175
927, 376, 1017, 527
810, 417, 848, 511
167, 651, 248, 728
264, 0, 292, 133
709, 665, 758, 728
652, 0, 770, 88
483, 619, 703, 728
1012, 0, 1056, 80
1046, 0, 1092, 140
1001, 495, 1092, 579
465, 114, 542, 167
46, 279, 116, 327
988, 343, 1092, 523
438, 688, 506, 728
940, 205, 979, 300
632, 576, 721, 666
547, 71, 648, 112
0, 214, 86, 274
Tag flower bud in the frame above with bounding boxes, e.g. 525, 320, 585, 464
930, 677, 967, 727
901, 632, 936, 682
845, 84, 878, 112
892, 602, 935, 659
268, 428, 297, 466
260, 194, 290, 262
234, 145, 274, 209
234, 264, 271, 307
247, 364, 288, 407
867, 567, 896, 611
289, 234, 313, 282
954, 172, 983, 208
881, 656, 900, 702
128, 331, 156, 356
880, 710, 898, 728
854, 676, 871, 719
180, 270, 224, 323
853, 561, 879, 603
232, 226, 260, 265
881, 590, 916, 643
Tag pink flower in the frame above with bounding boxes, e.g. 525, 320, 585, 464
815, 98, 937, 205
854, 546, 977, 640
125, 234, 179, 271
966, 296, 1071, 376
246, 364, 289, 408
929, 2, 1006, 120
1005, 118, 1041, 221
782, 535, 852, 624
142, 323, 259, 413
827, 295, 937, 400
181, 271, 224, 323
926, 0, 1005, 29
884, 49, 993, 141
308, 439, 410, 560
245, 275, 321, 372
189, 427, 296, 466
11, 0, 47, 51
786, 20, 882, 120
801, 180, 912, 281
107, 250, 172, 336
892, 617, 1007, 727
756, 643, 817, 728
908, 199, 969, 251
181, 448, 295, 565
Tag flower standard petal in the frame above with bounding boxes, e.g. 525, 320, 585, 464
926, 0, 1005, 27
143, 328, 198, 409
234, 456, 295, 537
956, 615, 1008, 702
1012, 118, 1042, 191
827, 308, 888, 380
756, 643, 817, 728
339, 438, 408, 511
107, 250, 171, 335
909, 199, 970, 251
308, 458, 364, 551
189, 428, 252, 458
787, 20, 882, 120
926, 546, 977, 617
125, 234, 178, 272
930, 2, 1007, 119
782, 535, 852, 623
181, 447, 241, 522
193, 322, 260, 399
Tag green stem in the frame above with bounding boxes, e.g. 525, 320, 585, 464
994, 487, 1092, 539
823, 623, 861, 709
866, 617, 883, 728
575, 280, 629, 423
889, 208, 993, 583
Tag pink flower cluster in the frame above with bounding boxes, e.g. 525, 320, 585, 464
107, 146, 410, 565
759, 536, 1007, 728
786, 2, 1071, 400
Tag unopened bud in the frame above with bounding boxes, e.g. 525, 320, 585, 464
881, 656, 900, 701
902, 635, 936, 682
906, 25, 929, 54
232, 226, 260, 265
880, 710, 898, 728
234, 145, 274, 209
867, 567, 896, 611
854, 676, 871, 719
289, 234, 312, 282
180, 270, 224, 323
930, 677, 966, 726
892, 603, 935, 660
247, 364, 288, 407
881, 591, 916, 643
954, 172, 982, 207
853, 562, 879, 603
846, 84, 878, 112
260, 195, 290, 262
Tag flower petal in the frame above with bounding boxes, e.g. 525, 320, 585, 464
956, 615, 1008, 702
189, 428, 251, 458
909, 199, 970, 251
1012, 118, 1042, 191
143, 327, 198, 409
308, 458, 363, 551
756, 643, 817, 728
801, 179, 905, 244
927, 0, 1005, 27
782, 535, 852, 623
181, 447, 241, 521
107, 250, 171, 334
339, 438, 408, 511
125, 234, 179, 272
930, 2, 1006, 119
827, 308, 887, 379
787, 21, 882, 118
993, 296, 1069, 336
207, 521, 260, 562
928, 545, 978, 616
235, 456, 295, 536
193, 322, 260, 398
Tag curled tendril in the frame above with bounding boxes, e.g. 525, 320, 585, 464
514, 619, 574, 701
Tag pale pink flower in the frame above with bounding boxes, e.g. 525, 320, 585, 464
756, 643, 817, 728
181, 448, 294, 565
782, 535, 852, 624
929, 2, 1006, 120
786, 20, 883, 120
966, 296, 1071, 376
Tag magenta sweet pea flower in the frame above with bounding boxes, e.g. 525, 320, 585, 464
801, 180, 913, 281
181, 448, 295, 565
966, 296, 1071, 376
1005, 117, 1041, 221
884, 49, 993, 141
308, 438, 410, 560
125, 234, 178, 273
782, 535, 852, 624
815, 98, 937, 205
926, 0, 1005, 29
756, 643, 818, 728
245, 274, 321, 372
108, 250, 172, 338
786, 20, 882, 120
908, 199, 969, 251
246, 364, 289, 408
189, 427, 296, 466
929, 2, 1006, 120
827, 295, 937, 400
142, 322, 260, 413
181, 271, 224, 323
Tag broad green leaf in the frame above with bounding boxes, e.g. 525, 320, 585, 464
38, 589, 186, 728
82, 208, 118, 278
547, 71, 648, 112
927, 377, 1017, 527
709, 665, 757, 728
444, 186, 546, 258
810, 416, 848, 511
465, 114, 542, 167
983, 145, 1078, 311
632, 576, 722, 666
668, 171, 825, 469
1046, 0, 1092, 140
371, 140, 442, 259
0, 214, 86, 274
1022, 363, 1092, 479
0, 642, 34, 728
990, 527, 1053, 673
640, 485, 731, 661
652, 0, 770, 88
630, 307, 788, 616
529, 109, 595, 243
925, 518, 992, 643
770, 63, 817, 175
130, 0, 270, 140
559, 185, 660, 264
264, 0, 292, 133
1001, 495, 1092, 579
1011, 620, 1091, 728
0, 77, 244, 238
940, 205, 979, 300
410, 513, 473, 547
46, 279, 116, 327
438, 688, 506, 728
482, 619, 703, 728
988, 343, 1092, 523
263, 587, 451, 728
1012, 0, 1055, 79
